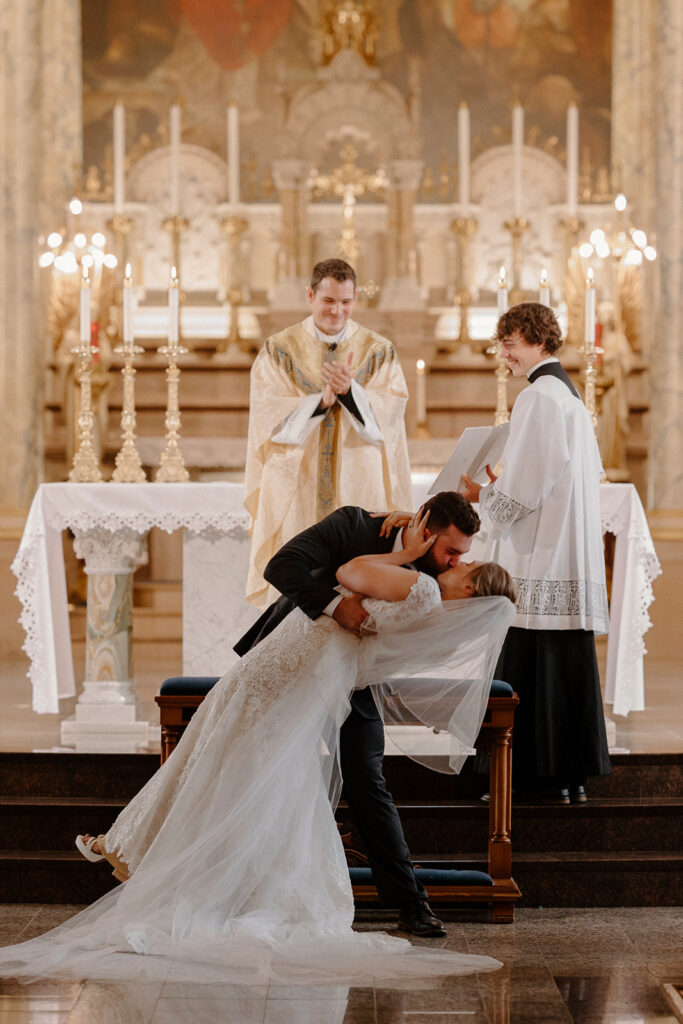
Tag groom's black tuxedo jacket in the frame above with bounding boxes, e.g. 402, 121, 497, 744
234, 506, 398, 718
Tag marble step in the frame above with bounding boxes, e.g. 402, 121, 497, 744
2, 794, 678, 858
336, 797, 682, 856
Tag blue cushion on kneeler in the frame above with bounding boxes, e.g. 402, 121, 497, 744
349, 867, 493, 887
160, 676, 219, 696
160, 677, 514, 700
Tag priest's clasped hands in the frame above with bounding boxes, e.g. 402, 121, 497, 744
321, 351, 354, 409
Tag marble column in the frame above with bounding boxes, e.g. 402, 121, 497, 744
379, 159, 424, 311
271, 159, 312, 308
611, 0, 657, 356
0, 0, 81, 509
60, 528, 151, 752
648, 0, 683, 509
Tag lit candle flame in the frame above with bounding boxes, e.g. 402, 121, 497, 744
540, 268, 549, 285
125, 262, 132, 280
498, 266, 507, 285
586, 267, 594, 287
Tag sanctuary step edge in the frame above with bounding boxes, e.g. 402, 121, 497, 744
0, 752, 680, 907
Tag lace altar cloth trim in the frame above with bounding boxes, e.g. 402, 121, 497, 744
513, 577, 609, 620
11, 483, 251, 714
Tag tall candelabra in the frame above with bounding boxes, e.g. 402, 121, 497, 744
217, 213, 250, 354
446, 215, 478, 352
558, 213, 584, 268
156, 276, 189, 482
112, 276, 146, 481
503, 216, 530, 305
493, 346, 510, 426
108, 212, 134, 275
69, 276, 103, 482
162, 215, 189, 305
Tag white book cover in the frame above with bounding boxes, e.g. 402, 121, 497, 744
428, 423, 510, 495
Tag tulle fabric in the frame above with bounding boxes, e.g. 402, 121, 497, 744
0, 577, 514, 986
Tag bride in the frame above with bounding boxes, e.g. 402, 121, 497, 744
0, 516, 516, 987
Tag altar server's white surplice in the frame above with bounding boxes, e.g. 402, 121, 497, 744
475, 374, 609, 633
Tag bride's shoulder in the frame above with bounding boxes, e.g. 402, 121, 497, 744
412, 572, 441, 605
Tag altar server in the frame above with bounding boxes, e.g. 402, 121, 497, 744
245, 258, 412, 609
463, 302, 611, 801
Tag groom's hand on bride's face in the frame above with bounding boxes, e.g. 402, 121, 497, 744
333, 594, 369, 637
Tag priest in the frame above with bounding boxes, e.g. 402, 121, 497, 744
245, 258, 412, 609
462, 302, 611, 802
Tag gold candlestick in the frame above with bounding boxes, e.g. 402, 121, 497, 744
107, 212, 134, 273
69, 276, 103, 482
162, 215, 189, 306
503, 216, 530, 305
111, 349, 146, 482
217, 214, 250, 354
558, 213, 585, 267
155, 342, 189, 483
445, 215, 478, 352
493, 343, 510, 426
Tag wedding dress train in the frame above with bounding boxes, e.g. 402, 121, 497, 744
0, 576, 515, 986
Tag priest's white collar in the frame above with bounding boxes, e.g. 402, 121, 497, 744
303, 315, 358, 346
527, 355, 559, 379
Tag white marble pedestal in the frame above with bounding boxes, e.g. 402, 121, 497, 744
60, 527, 152, 753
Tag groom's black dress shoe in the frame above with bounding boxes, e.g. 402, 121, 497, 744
397, 900, 447, 937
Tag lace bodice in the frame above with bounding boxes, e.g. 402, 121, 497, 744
359, 572, 441, 632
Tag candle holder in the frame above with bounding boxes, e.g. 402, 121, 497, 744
107, 212, 134, 273
558, 213, 585, 267
162, 216, 189, 304
155, 341, 189, 482
111, 339, 147, 482
503, 216, 530, 305
216, 214, 251, 355
69, 339, 104, 482
444, 215, 479, 353
493, 343, 510, 426
581, 342, 604, 434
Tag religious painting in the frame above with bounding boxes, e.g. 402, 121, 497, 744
82, 0, 612, 202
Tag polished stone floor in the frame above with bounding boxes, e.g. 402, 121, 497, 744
0, 907, 681, 1022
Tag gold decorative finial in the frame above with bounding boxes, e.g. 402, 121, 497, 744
320, 0, 379, 66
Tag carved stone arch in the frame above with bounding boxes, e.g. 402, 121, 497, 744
281, 51, 420, 167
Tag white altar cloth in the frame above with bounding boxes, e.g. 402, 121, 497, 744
14, 481, 660, 719
11, 484, 249, 713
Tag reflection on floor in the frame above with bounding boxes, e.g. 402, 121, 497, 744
0, 907, 681, 1023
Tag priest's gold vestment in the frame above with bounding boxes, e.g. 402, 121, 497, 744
245, 320, 412, 608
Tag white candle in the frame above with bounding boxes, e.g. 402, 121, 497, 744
113, 103, 125, 213
512, 102, 524, 218
539, 268, 551, 306
80, 266, 91, 345
123, 262, 134, 343
168, 265, 179, 345
227, 105, 240, 206
457, 101, 470, 207
415, 359, 426, 424
170, 104, 181, 216
566, 102, 579, 217
497, 266, 508, 317
584, 268, 596, 349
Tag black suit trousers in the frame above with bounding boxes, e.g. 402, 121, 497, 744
234, 506, 426, 906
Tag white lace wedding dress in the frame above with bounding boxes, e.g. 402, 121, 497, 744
0, 575, 515, 986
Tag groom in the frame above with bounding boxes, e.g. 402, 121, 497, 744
235, 490, 480, 937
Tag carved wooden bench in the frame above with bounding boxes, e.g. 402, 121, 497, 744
155, 677, 520, 923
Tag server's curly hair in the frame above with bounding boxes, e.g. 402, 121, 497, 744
494, 302, 563, 354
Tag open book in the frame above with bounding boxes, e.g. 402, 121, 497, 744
428, 423, 510, 495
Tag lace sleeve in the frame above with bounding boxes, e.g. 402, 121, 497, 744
480, 484, 534, 528
361, 573, 441, 633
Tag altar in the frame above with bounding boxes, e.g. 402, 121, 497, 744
12, 480, 660, 751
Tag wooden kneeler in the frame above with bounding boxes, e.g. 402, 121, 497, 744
156, 679, 521, 923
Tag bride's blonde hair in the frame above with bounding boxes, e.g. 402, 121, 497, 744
469, 562, 517, 603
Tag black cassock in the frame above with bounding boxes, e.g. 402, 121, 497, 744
234, 505, 428, 906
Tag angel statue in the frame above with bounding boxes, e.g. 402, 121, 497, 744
564, 253, 641, 477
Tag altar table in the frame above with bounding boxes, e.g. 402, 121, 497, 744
13, 481, 660, 729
